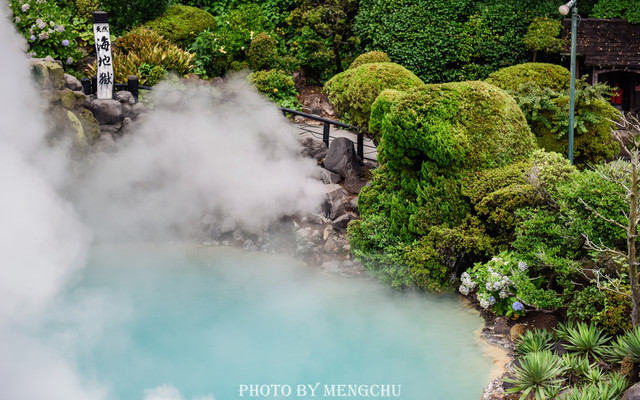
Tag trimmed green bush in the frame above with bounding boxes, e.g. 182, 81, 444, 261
144, 5, 217, 49
523, 18, 566, 61
249, 70, 300, 110
486, 63, 620, 167
349, 51, 391, 69
485, 62, 570, 92
323, 62, 425, 130
349, 80, 536, 290
248, 32, 278, 71
368, 89, 405, 144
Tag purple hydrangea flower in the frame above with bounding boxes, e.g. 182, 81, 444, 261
512, 301, 524, 311
61, 39, 69, 47
29, 35, 35, 41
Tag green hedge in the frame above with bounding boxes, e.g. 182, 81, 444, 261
349, 80, 537, 291
486, 63, 620, 167
323, 62, 425, 131
144, 5, 217, 49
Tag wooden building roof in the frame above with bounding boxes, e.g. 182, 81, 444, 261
562, 18, 640, 68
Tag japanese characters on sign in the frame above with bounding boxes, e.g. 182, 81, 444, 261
92, 12, 114, 99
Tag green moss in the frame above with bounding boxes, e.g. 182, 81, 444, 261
485, 62, 570, 92
144, 5, 216, 49
368, 89, 404, 144
323, 62, 425, 131
248, 32, 278, 71
486, 63, 620, 167
349, 51, 391, 69
351, 80, 536, 290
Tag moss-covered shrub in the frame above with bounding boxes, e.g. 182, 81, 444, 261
144, 5, 217, 49
349, 51, 391, 69
350, 80, 536, 290
249, 70, 300, 110
323, 62, 425, 130
485, 62, 570, 92
75, 0, 100, 19
486, 63, 620, 167
248, 32, 278, 71
368, 89, 405, 144
85, 28, 195, 85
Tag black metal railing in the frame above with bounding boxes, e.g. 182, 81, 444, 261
279, 107, 364, 160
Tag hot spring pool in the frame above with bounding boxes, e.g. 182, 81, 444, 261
44, 245, 495, 399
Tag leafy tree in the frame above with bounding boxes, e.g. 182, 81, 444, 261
100, 0, 169, 33
288, 0, 359, 78
523, 17, 566, 62
591, 0, 640, 24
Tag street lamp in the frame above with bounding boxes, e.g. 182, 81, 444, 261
560, 0, 577, 164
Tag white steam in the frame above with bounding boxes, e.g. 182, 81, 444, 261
0, 4, 101, 400
71, 78, 324, 240
1, 0, 325, 398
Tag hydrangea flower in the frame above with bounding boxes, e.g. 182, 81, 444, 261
55, 25, 64, 32
38, 32, 49, 40
66, 57, 74, 65
479, 298, 490, 309
459, 285, 470, 295
518, 261, 528, 271
488, 296, 496, 306
37, 22, 46, 30
21, 3, 29, 12
61, 39, 69, 47
29, 35, 35, 41
512, 301, 524, 311
15, 16, 21, 23
499, 289, 509, 299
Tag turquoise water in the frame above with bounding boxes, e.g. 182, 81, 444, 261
49, 245, 493, 400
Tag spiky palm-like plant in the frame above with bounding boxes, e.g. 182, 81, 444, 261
504, 350, 565, 400
564, 322, 611, 359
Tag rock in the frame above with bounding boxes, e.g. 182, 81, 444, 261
344, 176, 368, 194
75, 108, 101, 144
306, 213, 329, 225
323, 137, 363, 178
59, 88, 76, 109
300, 137, 328, 161
323, 237, 340, 253
94, 134, 117, 153
321, 261, 340, 273
66, 110, 87, 148
64, 74, 83, 91
481, 376, 506, 400
622, 382, 640, 400
122, 103, 132, 118
74, 91, 90, 108
116, 90, 136, 105
129, 102, 146, 119
320, 169, 342, 184
510, 324, 528, 343
324, 185, 352, 219
121, 117, 134, 134
31, 61, 65, 90
350, 197, 359, 214
331, 212, 357, 231
99, 123, 121, 135
493, 317, 511, 336
91, 99, 124, 125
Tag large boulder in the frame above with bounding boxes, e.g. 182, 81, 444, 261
323, 137, 362, 179
623, 383, 640, 400
91, 99, 124, 125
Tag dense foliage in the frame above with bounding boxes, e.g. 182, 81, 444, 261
522, 17, 566, 62
100, 0, 170, 34
85, 28, 195, 85
591, 0, 640, 23
143, 5, 217, 49
323, 63, 425, 131
248, 69, 300, 109
354, 0, 560, 83
348, 81, 536, 291
486, 63, 620, 167
9, 0, 90, 66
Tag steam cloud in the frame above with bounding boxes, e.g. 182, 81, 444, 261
0, 1, 324, 398
70, 78, 325, 241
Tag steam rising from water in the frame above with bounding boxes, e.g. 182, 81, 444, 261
0, 3, 323, 398
71, 79, 325, 241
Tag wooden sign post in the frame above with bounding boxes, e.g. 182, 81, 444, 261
92, 12, 114, 99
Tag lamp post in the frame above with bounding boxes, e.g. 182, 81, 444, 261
560, 0, 577, 164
